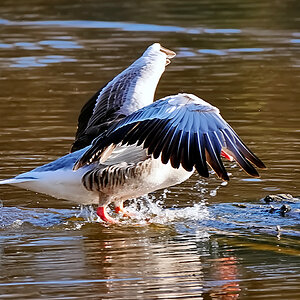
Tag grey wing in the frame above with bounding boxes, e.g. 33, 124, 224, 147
102, 144, 150, 166
71, 68, 140, 152
74, 94, 266, 181
81, 144, 151, 192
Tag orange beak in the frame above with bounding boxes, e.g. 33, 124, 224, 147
160, 45, 176, 65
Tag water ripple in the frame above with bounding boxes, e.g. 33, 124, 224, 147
0, 18, 241, 35
3, 55, 76, 68
1, 194, 299, 238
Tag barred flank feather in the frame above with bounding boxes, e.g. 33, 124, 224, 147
82, 159, 152, 192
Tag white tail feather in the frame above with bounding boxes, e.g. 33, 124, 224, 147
0, 177, 36, 185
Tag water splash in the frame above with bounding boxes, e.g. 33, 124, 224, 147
0, 192, 298, 239
124, 195, 210, 225
70, 194, 210, 227
193, 178, 228, 198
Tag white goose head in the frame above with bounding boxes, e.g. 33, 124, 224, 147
142, 43, 176, 66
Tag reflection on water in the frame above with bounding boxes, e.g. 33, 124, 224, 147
8, 55, 76, 68
0, 0, 299, 298
0, 194, 299, 298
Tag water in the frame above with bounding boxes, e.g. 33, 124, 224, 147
0, 0, 299, 298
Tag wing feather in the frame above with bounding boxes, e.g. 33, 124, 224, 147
222, 128, 260, 177
169, 129, 184, 169
227, 126, 266, 169
71, 67, 144, 152
180, 131, 194, 172
147, 120, 171, 156
143, 119, 170, 149
74, 94, 265, 181
160, 126, 177, 164
152, 121, 174, 159
204, 132, 229, 180
194, 131, 209, 177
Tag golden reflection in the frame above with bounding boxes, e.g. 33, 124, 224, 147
208, 256, 240, 299
82, 227, 205, 298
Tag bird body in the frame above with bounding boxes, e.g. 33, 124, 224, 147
0, 144, 192, 207
81, 146, 192, 204
0, 44, 265, 223
0, 147, 98, 204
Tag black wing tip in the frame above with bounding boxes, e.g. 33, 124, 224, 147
245, 151, 267, 170
220, 173, 230, 181
237, 151, 266, 176
256, 159, 267, 170
195, 163, 209, 178
239, 161, 261, 178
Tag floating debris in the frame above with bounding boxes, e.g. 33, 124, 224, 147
263, 194, 299, 204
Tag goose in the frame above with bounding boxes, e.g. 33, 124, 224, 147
71, 43, 176, 153
0, 45, 266, 224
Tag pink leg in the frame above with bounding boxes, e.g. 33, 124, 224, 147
97, 206, 118, 224
115, 202, 134, 218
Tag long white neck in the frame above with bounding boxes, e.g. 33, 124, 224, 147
118, 54, 166, 116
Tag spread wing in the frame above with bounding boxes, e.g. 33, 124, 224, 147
74, 93, 266, 181
70, 67, 142, 152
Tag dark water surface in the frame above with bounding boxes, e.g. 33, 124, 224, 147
0, 0, 299, 299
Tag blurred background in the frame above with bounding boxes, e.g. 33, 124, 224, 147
0, 0, 299, 299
